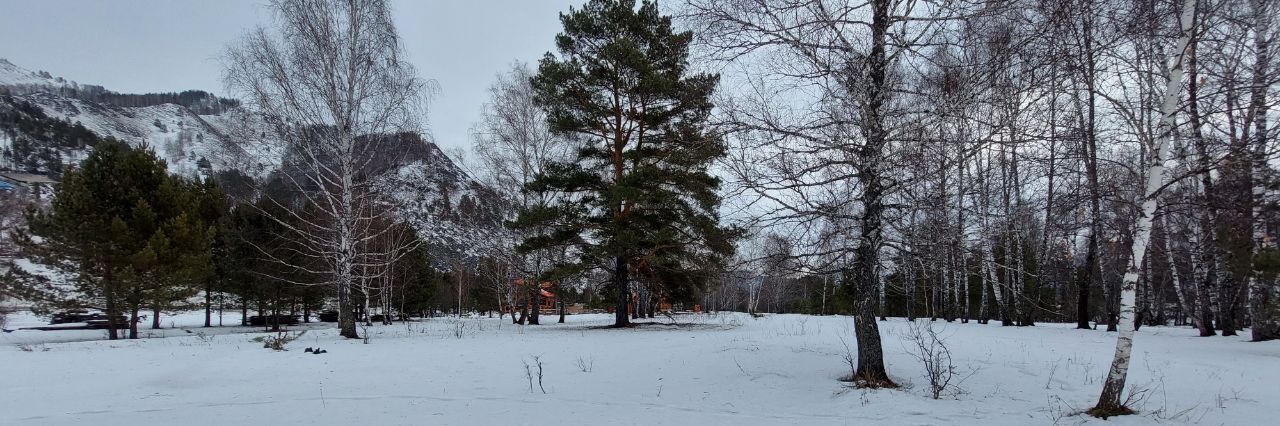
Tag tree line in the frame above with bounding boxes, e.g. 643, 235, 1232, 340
1, 139, 523, 337
0, 91, 100, 175
2, 83, 239, 115
676, 0, 1275, 416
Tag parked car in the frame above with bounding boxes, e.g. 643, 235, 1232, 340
247, 314, 301, 327
50, 310, 124, 325
85, 317, 130, 329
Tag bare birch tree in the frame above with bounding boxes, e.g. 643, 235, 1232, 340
471, 62, 573, 325
1090, 0, 1197, 416
223, 0, 425, 339
684, 0, 980, 388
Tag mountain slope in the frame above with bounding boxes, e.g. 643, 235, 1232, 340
0, 58, 504, 259
0, 58, 79, 89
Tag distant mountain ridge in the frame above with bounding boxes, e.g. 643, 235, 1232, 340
0, 58, 507, 259
0, 58, 80, 89
0, 58, 265, 176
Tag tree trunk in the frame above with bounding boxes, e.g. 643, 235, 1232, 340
631, 285, 641, 320
821, 275, 829, 316
979, 253, 989, 324
497, 289, 506, 321
128, 307, 140, 339
1079, 0, 1102, 331
270, 299, 281, 332
104, 274, 120, 340
1039, 72, 1060, 326
151, 307, 161, 329
841, 0, 896, 388
614, 256, 630, 327
1249, 0, 1279, 342
1092, 1, 1193, 415
338, 280, 358, 339
1181, 13, 1219, 338
1162, 215, 1202, 332
204, 286, 212, 328
530, 282, 541, 325
363, 281, 373, 327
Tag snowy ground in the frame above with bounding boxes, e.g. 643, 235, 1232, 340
1, 311, 1275, 425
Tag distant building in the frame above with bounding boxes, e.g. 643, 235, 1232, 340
514, 279, 559, 314
0, 170, 56, 200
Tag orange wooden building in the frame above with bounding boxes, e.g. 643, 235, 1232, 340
514, 279, 558, 313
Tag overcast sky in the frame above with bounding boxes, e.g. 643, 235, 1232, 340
0, 0, 580, 153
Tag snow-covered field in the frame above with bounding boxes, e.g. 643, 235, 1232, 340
1, 312, 1275, 425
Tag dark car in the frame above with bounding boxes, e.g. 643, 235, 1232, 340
84, 316, 130, 329
50, 310, 124, 325
247, 314, 301, 327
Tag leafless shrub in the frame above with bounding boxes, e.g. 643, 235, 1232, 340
902, 320, 959, 399
778, 317, 810, 336
1045, 394, 1084, 425
1044, 359, 1060, 390
837, 335, 858, 383
448, 318, 471, 339
718, 314, 743, 327
523, 355, 546, 394
1132, 371, 1207, 424
575, 356, 594, 373
1214, 387, 1246, 411
16, 343, 49, 352
258, 330, 305, 351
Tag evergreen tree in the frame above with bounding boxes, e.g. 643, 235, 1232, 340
517, 0, 737, 328
186, 178, 229, 328
221, 200, 316, 331
16, 140, 204, 339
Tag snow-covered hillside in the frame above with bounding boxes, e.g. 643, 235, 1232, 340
1, 58, 272, 176
0, 58, 503, 257
378, 142, 510, 259
0, 58, 79, 89
10, 91, 262, 175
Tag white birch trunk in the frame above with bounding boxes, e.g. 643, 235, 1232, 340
1161, 215, 1198, 328
1249, 0, 1278, 342
1093, 0, 1196, 413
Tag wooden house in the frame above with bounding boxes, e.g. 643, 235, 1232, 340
514, 279, 558, 314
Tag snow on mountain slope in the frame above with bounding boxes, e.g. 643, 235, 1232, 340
1, 58, 504, 258
0, 58, 79, 89
11, 91, 264, 176
1, 58, 274, 177
377, 142, 510, 259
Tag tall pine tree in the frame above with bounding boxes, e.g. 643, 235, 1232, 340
517, 0, 736, 327
16, 140, 215, 339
